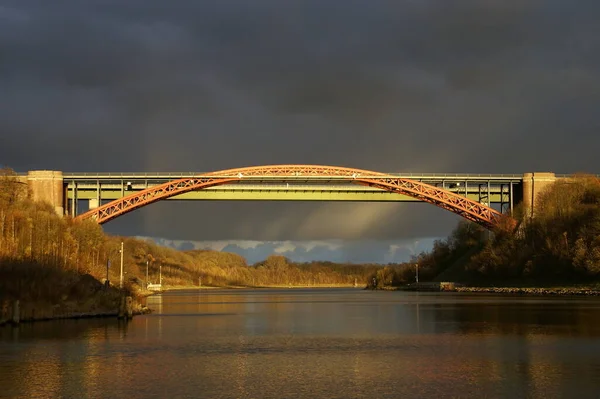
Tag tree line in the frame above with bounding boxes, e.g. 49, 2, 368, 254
0, 167, 386, 302
8, 166, 594, 295
368, 175, 600, 288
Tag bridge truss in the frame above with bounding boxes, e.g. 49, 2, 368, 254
74, 165, 513, 230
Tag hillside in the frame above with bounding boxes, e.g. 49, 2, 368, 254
367, 175, 600, 289
0, 167, 384, 312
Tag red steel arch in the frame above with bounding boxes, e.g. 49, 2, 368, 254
75, 165, 511, 229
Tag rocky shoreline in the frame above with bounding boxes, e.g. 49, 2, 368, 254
455, 286, 600, 296
383, 282, 600, 296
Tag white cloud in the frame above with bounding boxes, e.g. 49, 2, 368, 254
274, 241, 296, 253
141, 236, 440, 264
299, 240, 344, 251
234, 240, 264, 250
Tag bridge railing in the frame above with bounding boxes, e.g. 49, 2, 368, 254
17, 171, 597, 179
58, 172, 527, 179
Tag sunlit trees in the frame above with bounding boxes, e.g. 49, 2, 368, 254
417, 175, 600, 283
0, 167, 27, 206
0, 165, 390, 294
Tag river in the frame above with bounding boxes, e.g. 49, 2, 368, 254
1, 288, 600, 398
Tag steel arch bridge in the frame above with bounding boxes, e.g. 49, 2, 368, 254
74, 165, 512, 229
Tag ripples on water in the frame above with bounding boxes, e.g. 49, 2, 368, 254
1, 289, 600, 399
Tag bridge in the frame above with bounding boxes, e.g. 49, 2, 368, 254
20, 165, 561, 229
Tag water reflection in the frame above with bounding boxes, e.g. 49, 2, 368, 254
1, 289, 600, 398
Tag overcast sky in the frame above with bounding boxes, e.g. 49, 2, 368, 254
1, 1, 599, 242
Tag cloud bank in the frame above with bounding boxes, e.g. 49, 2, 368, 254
144, 236, 437, 264
1, 1, 599, 243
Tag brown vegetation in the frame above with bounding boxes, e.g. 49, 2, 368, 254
467, 175, 600, 281
5, 166, 599, 299
0, 167, 385, 311
368, 175, 600, 289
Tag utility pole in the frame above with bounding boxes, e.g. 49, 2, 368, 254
415, 263, 419, 284
106, 259, 110, 288
146, 259, 149, 290
119, 241, 124, 289
159, 264, 162, 286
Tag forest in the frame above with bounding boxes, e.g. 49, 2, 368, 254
368, 175, 600, 289
5, 165, 598, 304
0, 167, 383, 306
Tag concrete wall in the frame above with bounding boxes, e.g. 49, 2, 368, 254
27, 170, 64, 215
522, 172, 556, 217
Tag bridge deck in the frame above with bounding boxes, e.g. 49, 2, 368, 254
67, 183, 511, 204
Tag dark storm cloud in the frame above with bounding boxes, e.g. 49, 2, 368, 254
1, 1, 600, 241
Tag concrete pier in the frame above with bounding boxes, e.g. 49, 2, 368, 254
89, 198, 99, 210
27, 170, 64, 216
522, 172, 556, 217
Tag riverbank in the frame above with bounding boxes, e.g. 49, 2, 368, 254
0, 261, 152, 326
0, 297, 151, 326
157, 283, 361, 292
0, 260, 361, 325
381, 282, 600, 296
454, 286, 600, 296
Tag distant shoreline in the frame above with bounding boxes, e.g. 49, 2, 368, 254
454, 286, 600, 296
381, 283, 600, 296
156, 283, 361, 292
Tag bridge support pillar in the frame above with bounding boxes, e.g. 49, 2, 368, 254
522, 172, 556, 217
27, 171, 64, 216
89, 198, 99, 210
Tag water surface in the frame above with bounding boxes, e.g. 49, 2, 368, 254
1, 288, 600, 398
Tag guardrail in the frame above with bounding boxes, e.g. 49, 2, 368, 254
62, 172, 524, 177
17, 171, 595, 179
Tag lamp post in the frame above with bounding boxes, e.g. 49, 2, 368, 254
119, 241, 124, 289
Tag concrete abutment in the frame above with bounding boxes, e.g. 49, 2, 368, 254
26, 170, 64, 216
522, 172, 556, 217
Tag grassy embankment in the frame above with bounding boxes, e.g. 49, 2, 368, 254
0, 167, 384, 322
367, 175, 600, 295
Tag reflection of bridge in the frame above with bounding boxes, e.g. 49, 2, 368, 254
21, 165, 562, 229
